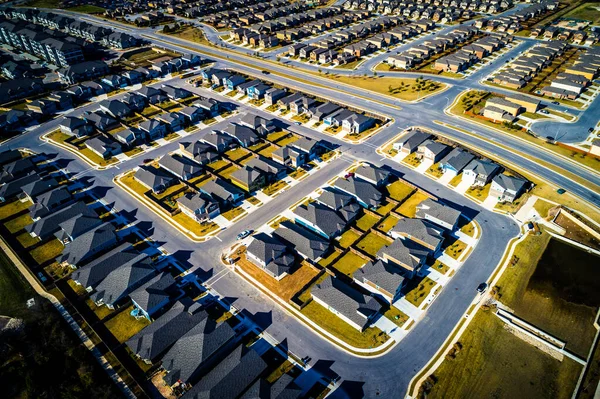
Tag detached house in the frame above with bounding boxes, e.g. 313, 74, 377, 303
490, 174, 528, 203
246, 233, 295, 280
462, 159, 501, 187
177, 192, 220, 223
134, 166, 178, 194
415, 198, 461, 231
354, 260, 406, 304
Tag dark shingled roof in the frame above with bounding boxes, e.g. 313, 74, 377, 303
129, 272, 177, 314
315, 187, 361, 223
293, 202, 348, 238
273, 221, 329, 260
58, 222, 118, 266
180, 345, 266, 399
29, 186, 72, 220
247, 233, 295, 278
334, 176, 383, 208
127, 301, 209, 362
161, 318, 236, 386
354, 260, 405, 297
26, 201, 96, 239
391, 218, 444, 250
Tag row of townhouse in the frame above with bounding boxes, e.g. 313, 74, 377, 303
434, 32, 512, 73
0, 18, 84, 67
531, 26, 598, 46
0, 7, 139, 49
541, 48, 600, 100
481, 93, 540, 122
344, 0, 513, 18
386, 24, 476, 70
197, 0, 290, 27
475, 0, 558, 34
492, 40, 568, 89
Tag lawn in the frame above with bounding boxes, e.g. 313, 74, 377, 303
534, 198, 556, 218
85, 299, 114, 321
386, 180, 415, 202
377, 215, 399, 233
459, 221, 476, 237
300, 300, 388, 349
404, 276, 437, 308
207, 159, 230, 171
426, 163, 444, 179
465, 183, 491, 202
104, 305, 150, 343
258, 144, 279, 158
565, 2, 600, 25
325, 75, 446, 101
4, 213, 33, 234
402, 152, 422, 168
383, 306, 409, 328
444, 240, 468, 260
263, 181, 288, 196
29, 239, 64, 265
67, 5, 106, 13
173, 213, 220, 236
266, 131, 289, 143
330, 252, 367, 277
426, 310, 582, 399
355, 213, 381, 231
429, 259, 451, 275
238, 256, 319, 302
289, 168, 308, 180
221, 206, 247, 221
448, 173, 462, 187
17, 233, 39, 249
0, 248, 35, 318
218, 164, 241, 180
120, 172, 150, 196
355, 232, 392, 257
317, 250, 341, 268
375, 201, 396, 217
338, 230, 361, 249
0, 199, 32, 220
225, 147, 251, 162
396, 191, 429, 218
276, 134, 299, 147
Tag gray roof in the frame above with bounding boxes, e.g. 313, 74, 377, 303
161, 318, 236, 386
464, 159, 501, 177
376, 239, 429, 270
200, 179, 244, 203
127, 301, 209, 362
315, 187, 361, 223
440, 148, 475, 172
26, 201, 96, 239
397, 129, 432, 152
0, 149, 22, 165
180, 345, 266, 399
492, 174, 527, 192
247, 233, 295, 277
232, 166, 264, 188
418, 140, 450, 157
0, 157, 36, 183
29, 186, 72, 220
135, 166, 178, 191
293, 202, 348, 238
355, 259, 405, 296
224, 124, 260, 146
245, 156, 287, 176
159, 154, 202, 179
201, 131, 235, 151
55, 214, 102, 242
334, 176, 383, 208
177, 191, 218, 213
71, 242, 149, 288
129, 272, 176, 313
415, 198, 461, 229
180, 141, 219, 164
0, 172, 39, 200
273, 221, 329, 260
241, 375, 302, 399
391, 218, 444, 249
312, 276, 381, 329
21, 177, 59, 199
58, 222, 117, 266
355, 164, 390, 185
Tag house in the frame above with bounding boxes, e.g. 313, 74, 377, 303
273, 220, 330, 262
245, 156, 287, 182
20, 177, 60, 204
390, 218, 445, 253
0, 173, 40, 202
70, 242, 149, 293
462, 159, 501, 186
161, 84, 191, 100
101, 74, 127, 89
415, 198, 461, 231
202, 131, 236, 153
179, 345, 266, 399
439, 148, 475, 176
393, 129, 432, 154
29, 186, 73, 221
179, 106, 206, 124
59, 116, 94, 137
27, 99, 56, 115
159, 154, 202, 181
129, 273, 178, 320
293, 202, 349, 239
290, 96, 316, 115
239, 113, 277, 135
121, 92, 147, 112
354, 260, 405, 304
354, 164, 390, 187
506, 94, 540, 113
177, 192, 220, 223
58, 223, 119, 268
230, 166, 267, 192
490, 174, 528, 203
179, 141, 219, 165
126, 299, 209, 364
160, 316, 236, 387
417, 140, 451, 162
224, 124, 260, 148
0, 150, 22, 166
85, 136, 122, 159
138, 119, 167, 140
334, 176, 383, 209
26, 201, 95, 239
83, 111, 119, 132
485, 97, 523, 116
137, 86, 168, 104
342, 113, 375, 134
241, 375, 302, 399
196, 97, 221, 115
199, 178, 245, 205
156, 112, 186, 132
376, 238, 429, 277
308, 102, 341, 123
265, 88, 287, 105
0, 157, 36, 184
311, 276, 381, 331
315, 187, 361, 223
114, 129, 139, 147
246, 233, 295, 280
134, 166, 178, 194
223, 74, 247, 91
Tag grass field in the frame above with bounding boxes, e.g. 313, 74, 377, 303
427, 310, 582, 399
4, 213, 33, 234
0, 248, 35, 317
104, 305, 150, 343
325, 75, 446, 101
355, 232, 392, 257
397, 191, 429, 217
404, 276, 437, 308
564, 2, 600, 24
386, 180, 415, 202
0, 200, 32, 221
355, 213, 381, 231
330, 252, 367, 277
377, 215, 400, 233
29, 239, 64, 265
338, 230, 361, 249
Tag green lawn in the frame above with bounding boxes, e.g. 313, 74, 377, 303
338, 230, 361, 249
67, 5, 106, 14
534, 199, 556, 218
396, 191, 429, 218
355, 213, 381, 231
405, 276, 437, 308
375, 201, 396, 216
383, 306, 409, 328
355, 232, 392, 257
300, 300, 388, 349
29, 239, 64, 265
426, 310, 582, 399
465, 183, 491, 202
0, 248, 35, 318
377, 215, 399, 233
4, 213, 33, 234
330, 252, 367, 277
16, 233, 39, 249
104, 305, 150, 343
386, 180, 415, 202
0, 199, 32, 220
221, 206, 247, 221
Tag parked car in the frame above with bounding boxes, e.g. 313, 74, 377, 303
344, 172, 355, 179
557, 188, 566, 194
540, 109, 549, 114
236, 230, 253, 240
588, 127, 594, 133
552, 101, 560, 105
477, 283, 487, 293
37, 272, 47, 283
261, 70, 270, 75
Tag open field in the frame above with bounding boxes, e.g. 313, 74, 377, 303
324, 75, 446, 101
564, 2, 600, 25
426, 310, 582, 399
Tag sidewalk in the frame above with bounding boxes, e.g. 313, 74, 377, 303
373, 316, 408, 342
392, 298, 422, 320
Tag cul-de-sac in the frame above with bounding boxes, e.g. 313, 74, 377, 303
1, 0, 600, 398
